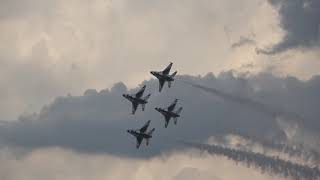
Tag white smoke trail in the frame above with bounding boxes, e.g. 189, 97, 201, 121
182, 141, 320, 180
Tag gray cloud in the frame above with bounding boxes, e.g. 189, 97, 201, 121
183, 77, 320, 160
0, 0, 263, 120
262, 0, 320, 54
1, 0, 320, 121
0, 72, 319, 160
183, 80, 282, 118
183, 79, 305, 132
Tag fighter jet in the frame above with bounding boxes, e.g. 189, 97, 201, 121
127, 120, 155, 149
155, 99, 183, 128
123, 85, 151, 114
150, 62, 177, 92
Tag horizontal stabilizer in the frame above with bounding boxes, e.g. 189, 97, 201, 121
175, 107, 183, 115
174, 118, 178, 125
171, 71, 177, 78
147, 128, 155, 136
143, 94, 151, 101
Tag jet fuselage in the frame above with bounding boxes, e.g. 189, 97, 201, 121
122, 94, 148, 104
150, 71, 174, 82
155, 108, 180, 118
127, 130, 152, 139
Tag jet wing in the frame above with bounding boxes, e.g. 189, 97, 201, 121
167, 99, 178, 112
165, 115, 171, 123
135, 85, 146, 98
136, 136, 143, 149
131, 102, 139, 114
158, 79, 165, 92
164, 115, 171, 128
139, 120, 151, 133
162, 62, 173, 75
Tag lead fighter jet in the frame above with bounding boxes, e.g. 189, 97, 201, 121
150, 62, 177, 92
155, 99, 183, 128
127, 120, 155, 149
123, 85, 151, 114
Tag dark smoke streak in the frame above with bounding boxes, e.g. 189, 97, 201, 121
183, 81, 300, 120
259, 137, 318, 167
214, 133, 320, 166
242, 133, 320, 166
183, 142, 320, 180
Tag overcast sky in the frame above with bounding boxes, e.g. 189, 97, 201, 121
0, 0, 319, 179
0, 0, 319, 120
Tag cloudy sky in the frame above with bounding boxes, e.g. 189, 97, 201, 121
0, 0, 319, 179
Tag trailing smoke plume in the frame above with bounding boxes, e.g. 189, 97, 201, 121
182, 142, 320, 180
183, 81, 301, 120
211, 133, 320, 166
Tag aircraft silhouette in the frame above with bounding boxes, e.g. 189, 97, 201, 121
127, 120, 155, 149
150, 62, 177, 92
155, 99, 183, 128
123, 85, 151, 114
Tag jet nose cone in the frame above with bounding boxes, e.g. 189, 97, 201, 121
150, 71, 155, 75
127, 130, 130, 133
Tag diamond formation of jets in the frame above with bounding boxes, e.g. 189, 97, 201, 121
155, 99, 183, 128
127, 120, 155, 149
123, 85, 151, 114
125, 62, 183, 149
150, 62, 177, 92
